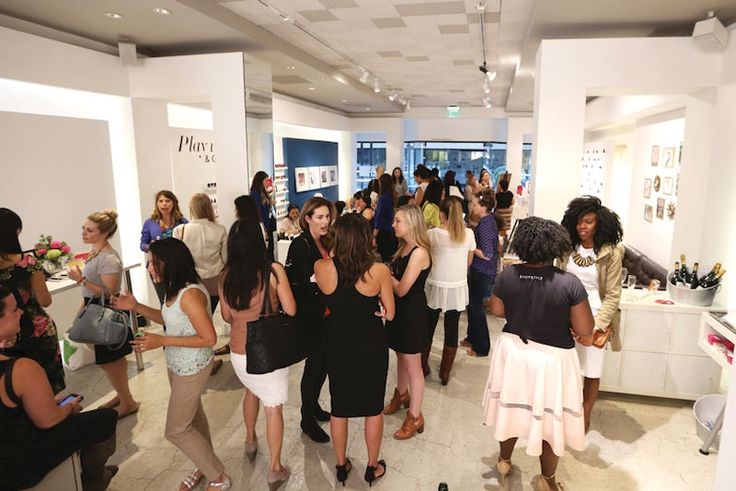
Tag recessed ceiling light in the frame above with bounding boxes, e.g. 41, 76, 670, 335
341, 99, 348, 103
153, 7, 171, 15
364, 107, 371, 111
308, 86, 316, 91
104, 12, 123, 19
286, 65, 296, 70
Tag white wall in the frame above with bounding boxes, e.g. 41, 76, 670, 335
532, 37, 722, 221
625, 117, 684, 267
506, 117, 534, 193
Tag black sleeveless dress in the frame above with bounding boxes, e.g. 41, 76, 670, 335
387, 246, 431, 354
323, 261, 388, 418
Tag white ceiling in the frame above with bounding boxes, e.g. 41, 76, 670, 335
0, 0, 734, 114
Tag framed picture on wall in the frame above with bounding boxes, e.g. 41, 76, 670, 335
662, 176, 673, 195
308, 167, 320, 190
295, 168, 309, 193
662, 147, 675, 168
644, 204, 653, 222
656, 197, 665, 219
319, 166, 330, 187
643, 178, 652, 198
651, 145, 659, 166
328, 166, 338, 186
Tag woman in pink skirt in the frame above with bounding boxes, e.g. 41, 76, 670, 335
482, 217, 594, 491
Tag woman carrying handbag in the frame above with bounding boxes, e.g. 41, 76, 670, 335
218, 219, 296, 488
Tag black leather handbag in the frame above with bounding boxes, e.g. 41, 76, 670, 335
246, 263, 306, 374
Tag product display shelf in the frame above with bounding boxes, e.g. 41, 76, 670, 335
273, 164, 289, 219
699, 312, 736, 370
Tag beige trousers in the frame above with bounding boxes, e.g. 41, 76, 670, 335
165, 362, 224, 481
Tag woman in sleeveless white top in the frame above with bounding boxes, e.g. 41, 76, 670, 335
424, 198, 476, 385
112, 238, 230, 491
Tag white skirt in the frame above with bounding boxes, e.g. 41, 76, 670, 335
482, 333, 586, 457
425, 283, 468, 312
231, 352, 289, 407
575, 342, 606, 379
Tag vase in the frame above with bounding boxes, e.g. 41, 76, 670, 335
42, 261, 63, 277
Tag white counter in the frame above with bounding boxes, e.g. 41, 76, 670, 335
600, 289, 726, 400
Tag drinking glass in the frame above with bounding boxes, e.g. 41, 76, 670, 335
627, 275, 637, 290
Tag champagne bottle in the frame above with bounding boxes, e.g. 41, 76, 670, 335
671, 261, 681, 285
689, 262, 700, 289
699, 262, 722, 287
679, 254, 690, 283
701, 268, 726, 289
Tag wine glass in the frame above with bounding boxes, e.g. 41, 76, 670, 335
627, 275, 637, 290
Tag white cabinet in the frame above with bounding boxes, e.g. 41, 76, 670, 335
600, 293, 724, 400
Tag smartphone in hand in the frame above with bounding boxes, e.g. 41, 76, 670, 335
58, 393, 83, 407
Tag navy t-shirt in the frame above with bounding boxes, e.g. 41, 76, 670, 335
493, 264, 588, 349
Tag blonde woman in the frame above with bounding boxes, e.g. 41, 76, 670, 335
424, 198, 476, 385
68, 210, 139, 418
173, 194, 227, 311
383, 205, 431, 440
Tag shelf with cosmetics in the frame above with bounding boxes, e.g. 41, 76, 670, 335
273, 164, 289, 219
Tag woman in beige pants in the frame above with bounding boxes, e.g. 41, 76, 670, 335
113, 238, 230, 491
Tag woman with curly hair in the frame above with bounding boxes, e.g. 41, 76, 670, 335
559, 196, 624, 433
482, 217, 594, 491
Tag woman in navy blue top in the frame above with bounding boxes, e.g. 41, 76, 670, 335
250, 171, 276, 259
463, 189, 499, 357
373, 174, 397, 262
140, 190, 187, 304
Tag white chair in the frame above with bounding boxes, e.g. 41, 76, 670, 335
24, 452, 82, 491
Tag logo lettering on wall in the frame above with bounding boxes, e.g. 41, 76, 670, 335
178, 135, 215, 163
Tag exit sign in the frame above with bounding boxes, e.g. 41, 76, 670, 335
446, 105, 460, 118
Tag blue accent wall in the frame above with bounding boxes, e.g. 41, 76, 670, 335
283, 137, 339, 208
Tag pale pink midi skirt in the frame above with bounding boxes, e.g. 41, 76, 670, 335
481, 332, 586, 456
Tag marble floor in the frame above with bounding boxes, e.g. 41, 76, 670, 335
65, 314, 718, 491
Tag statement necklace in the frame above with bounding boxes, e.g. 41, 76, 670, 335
571, 251, 596, 268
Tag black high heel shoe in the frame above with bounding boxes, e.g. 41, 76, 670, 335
335, 458, 352, 486
364, 460, 386, 487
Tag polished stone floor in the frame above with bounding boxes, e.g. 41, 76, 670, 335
65, 314, 718, 490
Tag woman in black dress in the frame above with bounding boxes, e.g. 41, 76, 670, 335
315, 213, 395, 486
383, 205, 431, 441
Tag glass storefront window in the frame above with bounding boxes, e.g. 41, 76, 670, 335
521, 143, 533, 192
356, 141, 386, 190
403, 141, 508, 191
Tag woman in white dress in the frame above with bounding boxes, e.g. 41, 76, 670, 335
423, 198, 475, 384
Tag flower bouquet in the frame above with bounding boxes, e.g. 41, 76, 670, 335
34, 235, 73, 276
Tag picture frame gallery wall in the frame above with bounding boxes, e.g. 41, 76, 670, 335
283, 137, 339, 208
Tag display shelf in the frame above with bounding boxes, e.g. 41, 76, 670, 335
699, 313, 736, 370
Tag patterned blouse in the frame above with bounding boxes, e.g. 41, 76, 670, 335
0, 255, 65, 393
161, 283, 214, 376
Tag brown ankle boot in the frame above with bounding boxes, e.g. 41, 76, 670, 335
383, 388, 410, 415
393, 411, 424, 440
421, 347, 431, 376
439, 346, 457, 386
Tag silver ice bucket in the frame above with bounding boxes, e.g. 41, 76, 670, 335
667, 273, 721, 306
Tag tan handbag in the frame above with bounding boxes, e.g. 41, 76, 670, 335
592, 326, 613, 349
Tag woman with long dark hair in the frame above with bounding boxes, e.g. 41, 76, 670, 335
0, 208, 65, 393
392, 166, 409, 197
140, 190, 188, 304
352, 192, 374, 223
559, 196, 623, 432
420, 179, 443, 229
443, 170, 463, 199
412, 165, 432, 205
483, 217, 594, 491
0, 286, 119, 490
219, 219, 296, 488
250, 171, 277, 258
374, 174, 398, 262
112, 239, 230, 491
314, 213, 395, 486
285, 197, 336, 443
